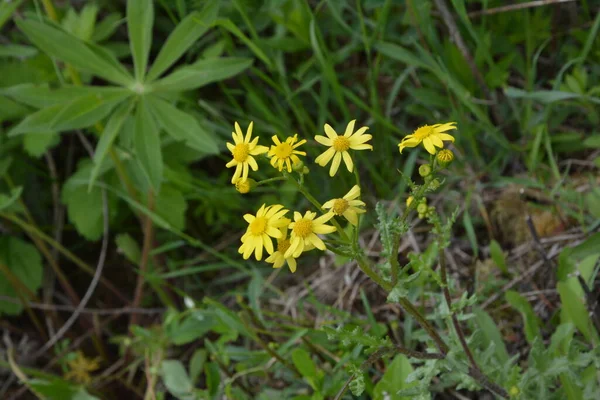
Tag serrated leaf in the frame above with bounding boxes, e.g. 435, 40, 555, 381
127, 0, 153, 80
16, 19, 133, 86
0, 237, 43, 315
151, 57, 253, 92
147, 96, 218, 154
146, 2, 220, 81
134, 97, 163, 191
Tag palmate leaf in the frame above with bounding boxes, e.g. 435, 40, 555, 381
150, 57, 253, 92
147, 96, 218, 154
8, 89, 130, 136
134, 96, 163, 191
16, 19, 133, 86
146, 1, 220, 81
127, 0, 154, 81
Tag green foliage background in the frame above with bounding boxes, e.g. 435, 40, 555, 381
0, 0, 599, 399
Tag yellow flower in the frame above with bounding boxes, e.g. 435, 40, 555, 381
398, 122, 457, 155
239, 204, 289, 260
285, 211, 336, 258
268, 134, 307, 172
64, 351, 100, 384
314, 120, 373, 176
406, 196, 414, 208
226, 121, 268, 183
265, 227, 313, 273
322, 185, 366, 226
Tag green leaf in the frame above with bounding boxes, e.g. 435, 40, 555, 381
151, 57, 253, 92
0, 0, 23, 31
374, 354, 416, 400
505, 290, 541, 344
89, 100, 134, 191
558, 280, 594, 341
92, 12, 123, 42
16, 19, 133, 86
0, 44, 38, 58
134, 97, 163, 191
472, 307, 509, 364
0, 187, 23, 212
147, 96, 218, 154
29, 378, 100, 400
155, 185, 187, 231
2, 84, 120, 108
189, 349, 207, 384
160, 360, 194, 398
76, 3, 98, 41
127, 0, 154, 81
0, 95, 30, 121
62, 162, 117, 241
504, 87, 600, 104
115, 233, 141, 264
489, 240, 509, 275
8, 90, 130, 136
0, 237, 43, 315
23, 131, 60, 157
292, 348, 317, 379
146, 2, 220, 81
167, 311, 217, 345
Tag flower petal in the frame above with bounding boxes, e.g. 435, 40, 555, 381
344, 185, 361, 200
315, 147, 336, 166
437, 133, 455, 143
343, 210, 358, 225
330, 152, 342, 176
262, 234, 273, 255
324, 124, 338, 140
248, 156, 259, 171
287, 257, 297, 273
429, 134, 444, 148
422, 137, 436, 155
307, 234, 326, 250
344, 120, 356, 137
342, 151, 354, 172
312, 223, 336, 234
314, 135, 332, 146
245, 121, 254, 143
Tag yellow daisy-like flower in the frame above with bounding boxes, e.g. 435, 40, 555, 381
64, 351, 100, 384
285, 211, 336, 258
268, 134, 307, 172
265, 227, 314, 273
226, 121, 268, 183
322, 185, 366, 226
314, 120, 373, 177
398, 122, 457, 155
239, 204, 289, 260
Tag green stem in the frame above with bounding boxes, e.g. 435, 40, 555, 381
256, 176, 287, 186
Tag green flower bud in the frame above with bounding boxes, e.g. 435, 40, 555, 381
235, 178, 256, 194
418, 164, 432, 177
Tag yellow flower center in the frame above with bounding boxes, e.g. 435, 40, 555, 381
249, 217, 267, 235
232, 143, 249, 162
412, 126, 434, 139
293, 219, 313, 238
332, 199, 349, 215
273, 143, 293, 159
332, 136, 350, 152
277, 238, 291, 254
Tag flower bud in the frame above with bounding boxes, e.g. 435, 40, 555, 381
416, 202, 428, 215
406, 196, 414, 208
436, 149, 454, 167
418, 164, 432, 177
429, 178, 441, 191
235, 178, 256, 194
509, 386, 520, 397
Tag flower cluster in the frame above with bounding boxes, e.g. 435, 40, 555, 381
227, 119, 457, 273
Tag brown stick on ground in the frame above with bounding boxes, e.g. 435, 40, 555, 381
432, 0, 502, 125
